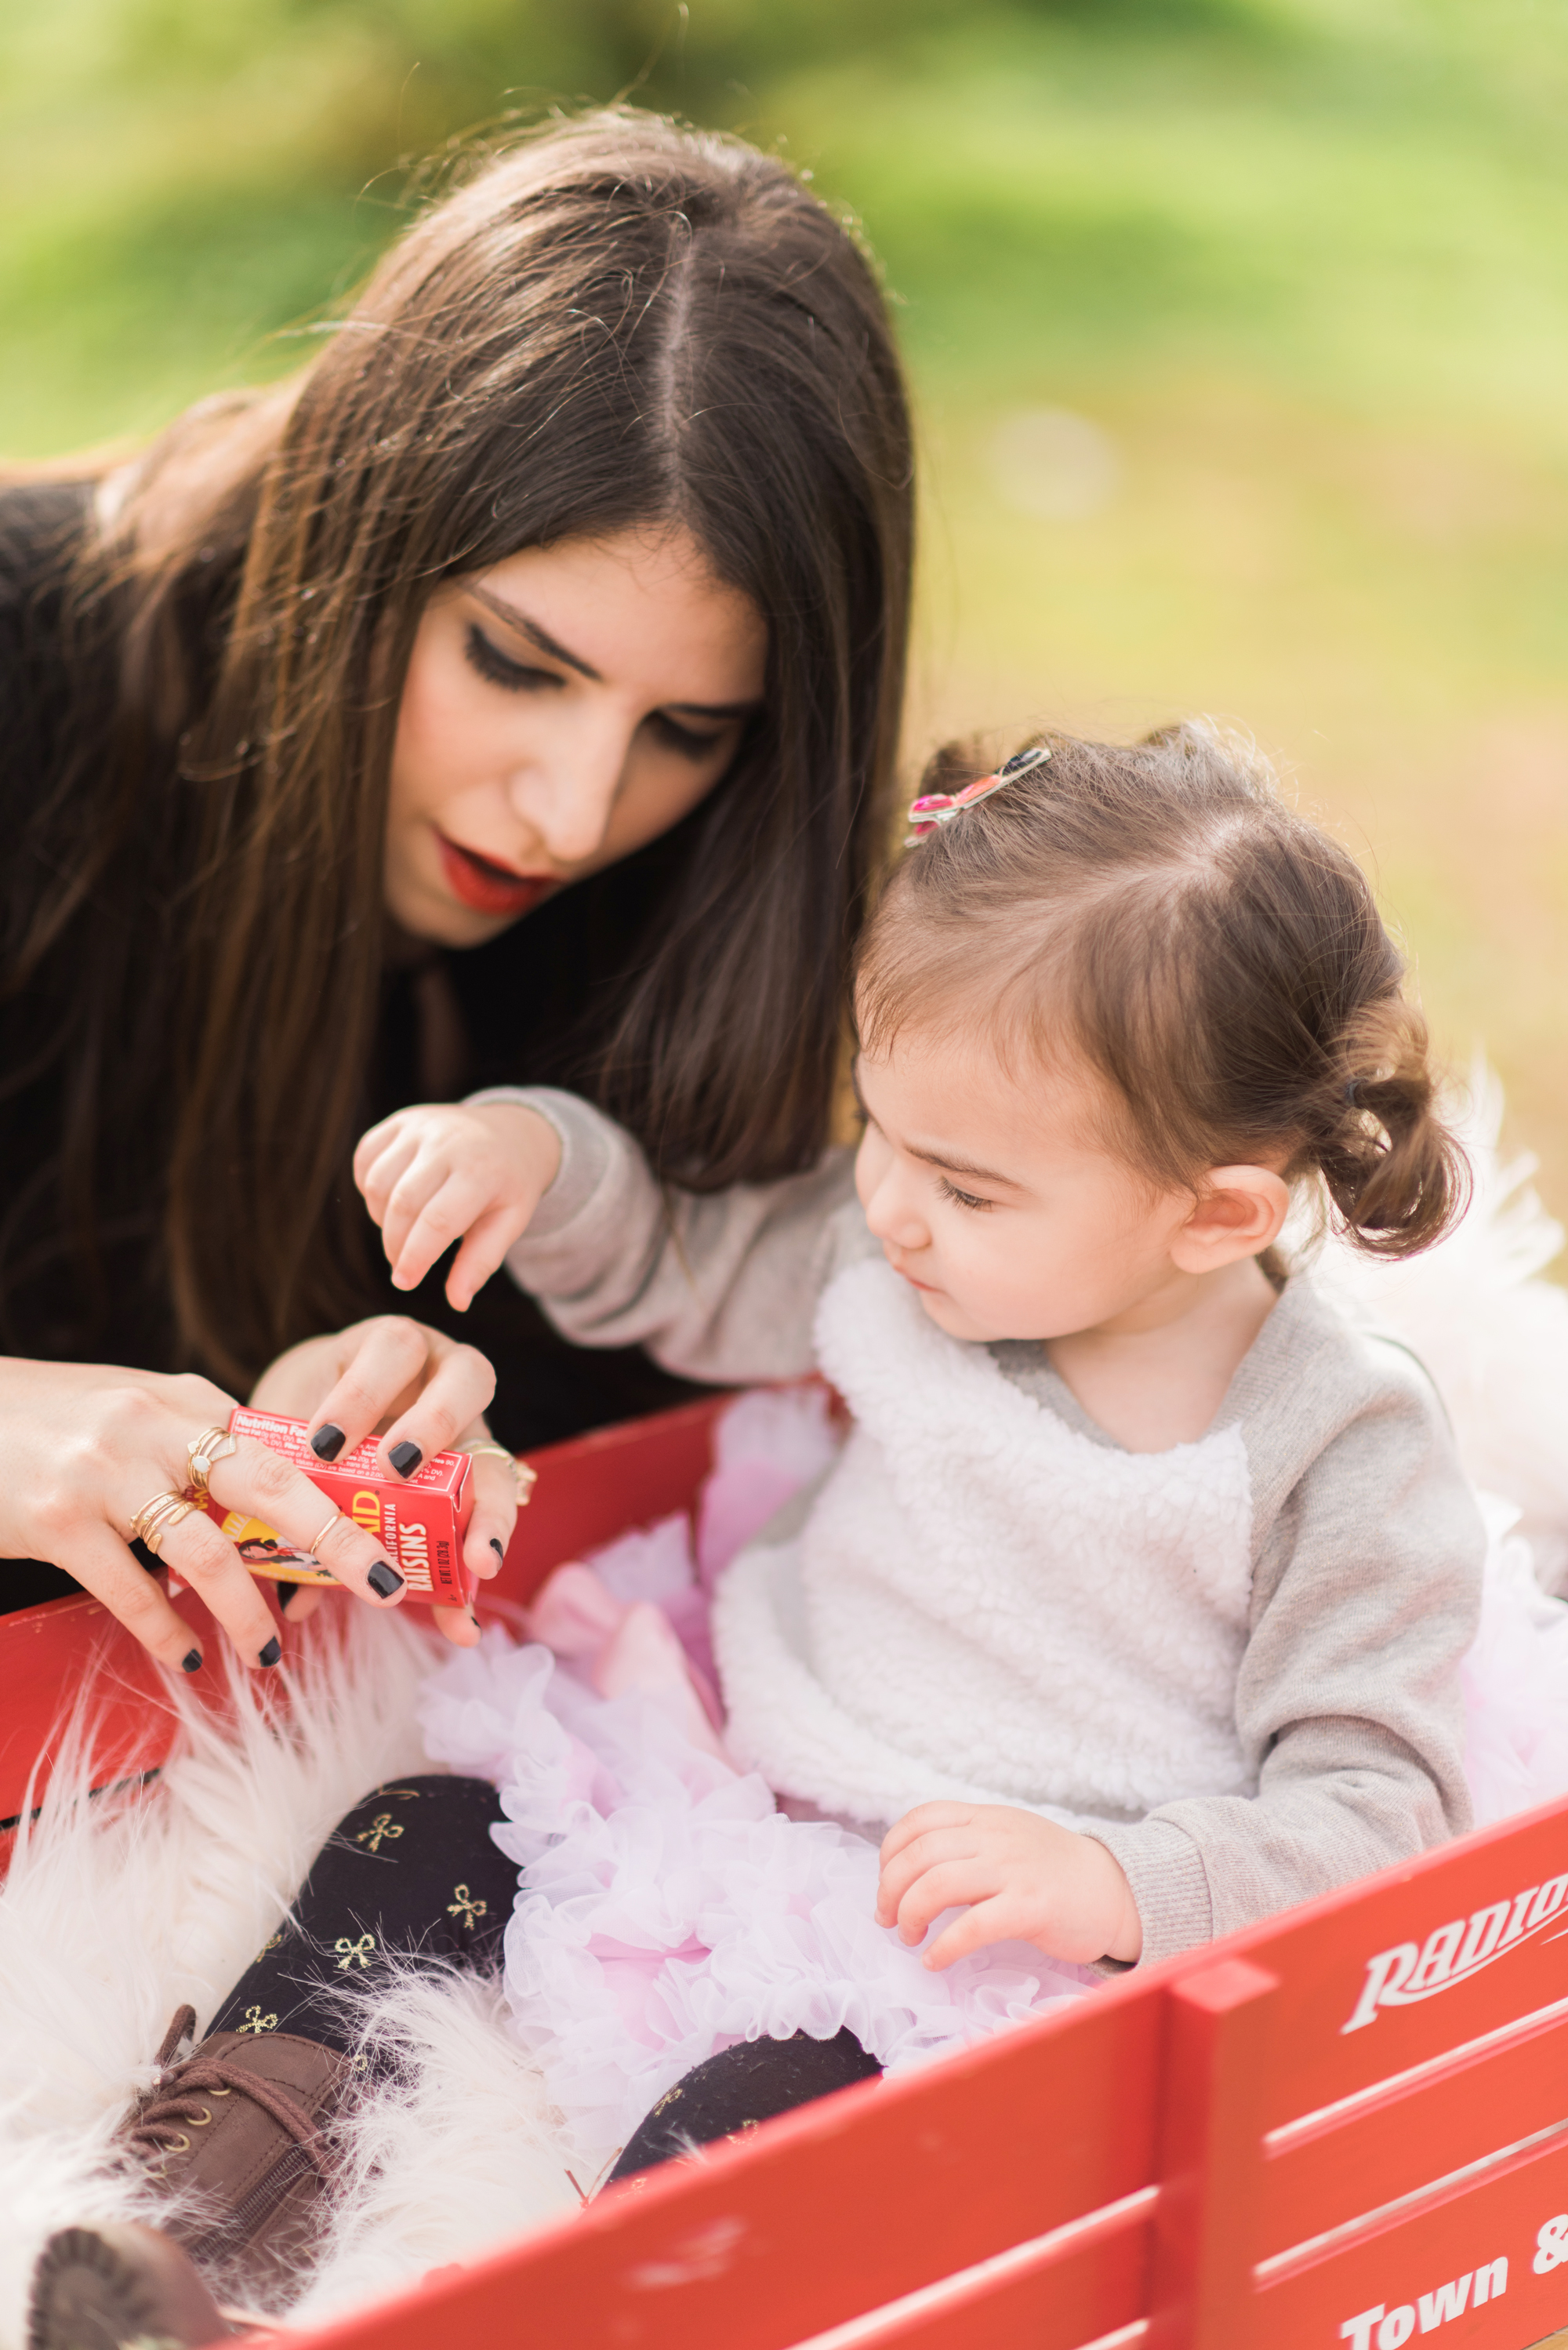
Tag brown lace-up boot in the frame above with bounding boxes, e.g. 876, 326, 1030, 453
115, 2006, 350, 2308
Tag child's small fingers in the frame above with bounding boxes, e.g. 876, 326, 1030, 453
879, 1802, 971, 1865
924, 1897, 1017, 1973
875, 1845, 927, 1922
387, 1175, 485, 1290
352, 1115, 408, 1189
387, 1201, 460, 1291
358, 1112, 423, 1179
445, 1204, 530, 1313
877, 1825, 978, 1921
380, 1162, 452, 1270
895, 1860, 993, 1946
360, 1131, 422, 1222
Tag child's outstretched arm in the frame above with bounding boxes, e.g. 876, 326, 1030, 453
877, 1803, 1143, 1969
354, 1102, 562, 1312
355, 1085, 860, 1388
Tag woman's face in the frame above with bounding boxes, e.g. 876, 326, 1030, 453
386, 528, 768, 946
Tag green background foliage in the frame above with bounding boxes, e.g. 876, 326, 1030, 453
4, 0, 1566, 1215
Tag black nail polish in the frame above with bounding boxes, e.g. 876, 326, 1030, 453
180, 1648, 203, 1673
310, 1423, 346, 1462
388, 1440, 422, 1478
277, 1581, 299, 1614
258, 1635, 281, 1669
368, 1560, 405, 1599
490, 1538, 505, 1560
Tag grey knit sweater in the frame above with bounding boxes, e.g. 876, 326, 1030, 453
483, 1086, 1485, 1966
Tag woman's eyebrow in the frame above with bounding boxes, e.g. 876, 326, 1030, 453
470, 586, 602, 679
468, 584, 760, 720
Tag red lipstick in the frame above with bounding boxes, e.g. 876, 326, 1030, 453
436, 832, 557, 919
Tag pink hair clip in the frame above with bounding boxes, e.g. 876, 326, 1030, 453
904, 744, 1051, 844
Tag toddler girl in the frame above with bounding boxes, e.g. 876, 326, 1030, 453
361, 723, 1501, 2172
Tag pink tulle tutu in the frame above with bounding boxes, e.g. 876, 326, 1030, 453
419, 1372, 1568, 2165
418, 1633, 1096, 2162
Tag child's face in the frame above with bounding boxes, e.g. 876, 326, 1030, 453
853, 1027, 1216, 1344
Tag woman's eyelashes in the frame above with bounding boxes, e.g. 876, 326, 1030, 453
648, 710, 727, 759
463, 623, 557, 693
463, 622, 728, 762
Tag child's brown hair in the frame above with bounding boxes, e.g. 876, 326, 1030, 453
856, 722, 1467, 1259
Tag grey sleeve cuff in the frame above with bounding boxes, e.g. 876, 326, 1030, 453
1081, 1817, 1214, 1970
463, 1085, 619, 1243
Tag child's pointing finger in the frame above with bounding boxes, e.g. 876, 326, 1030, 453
446, 1203, 534, 1311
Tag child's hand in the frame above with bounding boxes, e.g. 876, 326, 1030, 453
354, 1102, 563, 1312
877, 1802, 1142, 1969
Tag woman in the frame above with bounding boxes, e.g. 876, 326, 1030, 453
0, 111, 913, 1673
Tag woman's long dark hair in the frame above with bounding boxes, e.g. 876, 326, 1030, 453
5, 111, 913, 1388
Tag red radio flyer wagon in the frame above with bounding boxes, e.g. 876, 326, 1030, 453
4, 1393, 1568, 2350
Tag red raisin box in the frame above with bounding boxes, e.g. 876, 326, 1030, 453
205, 1407, 474, 1604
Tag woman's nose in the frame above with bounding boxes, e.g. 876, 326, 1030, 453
508, 725, 628, 866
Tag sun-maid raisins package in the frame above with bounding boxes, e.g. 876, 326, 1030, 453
205, 1407, 476, 1604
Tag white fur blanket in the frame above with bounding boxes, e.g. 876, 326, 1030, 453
0, 1611, 580, 2344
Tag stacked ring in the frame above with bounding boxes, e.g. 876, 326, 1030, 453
187, 1423, 238, 1504
457, 1440, 537, 1505
308, 1514, 343, 1560
129, 1491, 201, 1558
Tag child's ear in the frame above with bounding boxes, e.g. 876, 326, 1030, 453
1171, 1165, 1291, 1273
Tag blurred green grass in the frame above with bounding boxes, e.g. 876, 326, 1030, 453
4, 0, 1566, 1220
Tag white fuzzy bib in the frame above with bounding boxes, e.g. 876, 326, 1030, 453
713, 1256, 1256, 1829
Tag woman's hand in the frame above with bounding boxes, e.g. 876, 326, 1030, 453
354, 1102, 562, 1312
0, 1357, 419, 1675
250, 1314, 518, 1647
876, 1801, 1143, 1969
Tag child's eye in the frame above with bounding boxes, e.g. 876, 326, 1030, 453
938, 1177, 992, 1212
463, 623, 561, 693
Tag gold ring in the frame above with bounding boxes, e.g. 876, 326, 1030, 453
308, 1513, 343, 1559
457, 1440, 536, 1505
187, 1424, 238, 1502
129, 1491, 201, 1558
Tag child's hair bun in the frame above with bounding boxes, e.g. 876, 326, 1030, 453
1316, 1001, 1470, 1258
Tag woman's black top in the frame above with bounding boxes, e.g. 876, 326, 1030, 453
1, 481, 702, 1609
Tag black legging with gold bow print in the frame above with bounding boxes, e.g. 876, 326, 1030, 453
209, 1774, 880, 2185
208, 1776, 517, 2050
